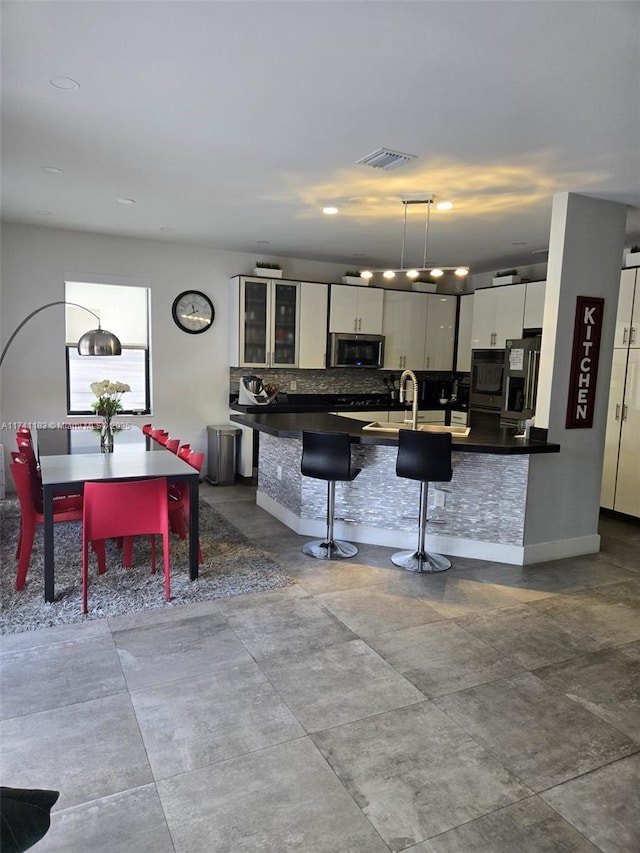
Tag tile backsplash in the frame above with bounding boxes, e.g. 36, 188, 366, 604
229, 367, 455, 397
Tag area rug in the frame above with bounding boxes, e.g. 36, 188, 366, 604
0, 498, 290, 634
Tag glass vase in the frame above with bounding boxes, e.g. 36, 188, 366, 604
100, 417, 114, 453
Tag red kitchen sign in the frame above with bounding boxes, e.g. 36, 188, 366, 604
565, 295, 605, 429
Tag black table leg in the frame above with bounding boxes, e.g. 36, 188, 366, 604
188, 474, 199, 580
43, 486, 55, 602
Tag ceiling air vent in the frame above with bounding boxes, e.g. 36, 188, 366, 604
356, 148, 417, 171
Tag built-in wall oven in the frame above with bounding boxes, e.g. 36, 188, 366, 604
469, 348, 505, 414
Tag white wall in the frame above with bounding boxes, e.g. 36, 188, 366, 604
0, 223, 347, 464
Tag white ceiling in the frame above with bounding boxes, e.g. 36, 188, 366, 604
2, 1, 639, 274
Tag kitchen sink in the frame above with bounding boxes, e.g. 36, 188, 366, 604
362, 421, 471, 437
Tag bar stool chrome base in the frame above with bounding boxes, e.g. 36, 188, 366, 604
391, 549, 451, 573
303, 539, 359, 560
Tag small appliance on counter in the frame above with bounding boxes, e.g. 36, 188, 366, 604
238, 375, 279, 406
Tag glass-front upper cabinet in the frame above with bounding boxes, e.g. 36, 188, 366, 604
242, 279, 269, 365
235, 277, 299, 368
272, 282, 298, 366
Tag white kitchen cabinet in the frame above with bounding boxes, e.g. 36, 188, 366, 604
230, 276, 300, 368
450, 410, 469, 426
298, 282, 328, 368
601, 268, 640, 517
614, 268, 640, 348
456, 294, 474, 372
382, 290, 428, 370
523, 281, 546, 330
329, 284, 384, 334
230, 277, 327, 369
470, 283, 526, 349
613, 348, 640, 516
424, 295, 456, 370
388, 409, 446, 424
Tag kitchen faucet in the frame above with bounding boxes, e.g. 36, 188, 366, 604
399, 369, 419, 430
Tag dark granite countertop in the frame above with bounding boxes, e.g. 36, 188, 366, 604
229, 412, 560, 455
230, 393, 469, 416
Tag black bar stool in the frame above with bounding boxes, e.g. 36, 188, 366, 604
392, 429, 453, 573
300, 430, 361, 559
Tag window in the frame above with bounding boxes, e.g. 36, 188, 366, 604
65, 281, 151, 415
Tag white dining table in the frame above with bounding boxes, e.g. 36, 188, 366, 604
37, 427, 200, 602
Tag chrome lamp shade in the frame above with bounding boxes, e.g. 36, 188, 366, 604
77, 327, 122, 356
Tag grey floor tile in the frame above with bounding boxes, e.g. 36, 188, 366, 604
455, 604, 606, 669
534, 646, 640, 741
131, 661, 304, 778
113, 610, 253, 689
596, 577, 640, 603
413, 796, 601, 852
0, 693, 152, 810
434, 673, 639, 791
529, 590, 640, 646
34, 784, 175, 853
0, 618, 111, 653
218, 590, 357, 660
541, 753, 640, 853
588, 539, 640, 573
107, 597, 223, 631
0, 634, 126, 719
368, 620, 524, 698
287, 557, 396, 595
386, 574, 549, 618
463, 558, 637, 596
316, 585, 445, 637
312, 701, 531, 851
156, 737, 390, 853
260, 639, 424, 733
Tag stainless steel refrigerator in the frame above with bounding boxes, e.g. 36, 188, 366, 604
500, 336, 542, 431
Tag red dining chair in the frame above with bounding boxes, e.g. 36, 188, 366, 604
10, 457, 89, 591
165, 438, 180, 454
142, 424, 153, 435
177, 444, 191, 461
81, 478, 171, 614
150, 428, 169, 444
168, 451, 204, 563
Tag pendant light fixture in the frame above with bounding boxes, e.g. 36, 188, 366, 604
360, 195, 469, 283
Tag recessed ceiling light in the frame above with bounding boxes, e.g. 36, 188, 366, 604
454, 268, 469, 277
436, 201, 453, 210
49, 76, 80, 90
35, 209, 53, 216
117, 197, 136, 205
323, 207, 339, 215
41, 166, 64, 174
383, 270, 396, 279
430, 268, 444, 278
159, 226, 175, 232
256, 240, 270, 245
512, 241, 528, 246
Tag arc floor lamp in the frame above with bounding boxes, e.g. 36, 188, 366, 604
0, 301, 122, 367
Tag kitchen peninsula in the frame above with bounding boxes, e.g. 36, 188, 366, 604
230, 411, 560, 566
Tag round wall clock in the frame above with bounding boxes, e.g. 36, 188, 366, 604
171, 290, 214, 334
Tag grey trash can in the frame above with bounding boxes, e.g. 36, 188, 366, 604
206, 425, 241, 485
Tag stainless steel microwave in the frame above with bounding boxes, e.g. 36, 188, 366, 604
329, 333, 385, 368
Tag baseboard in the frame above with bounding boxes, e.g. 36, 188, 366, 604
521, 534, 601, 565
